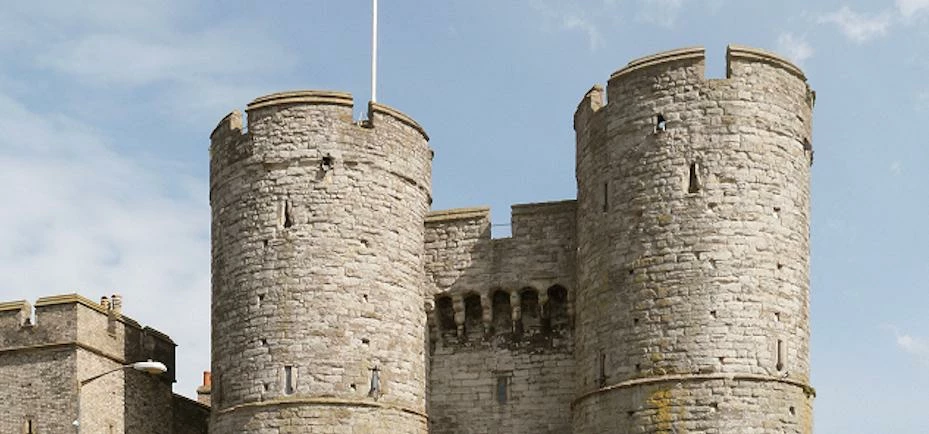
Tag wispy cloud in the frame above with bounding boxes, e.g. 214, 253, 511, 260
0, 0, 296, 123
886, 325, 929, 365
776, 33, 814, 65
529, 0, 606, 51
637, 0, 686, 27
890, 161, 903, 175
819, 6, 892, 43
897, 0, 929, 19
0, 92, 210, 398
562, 16, 604, 51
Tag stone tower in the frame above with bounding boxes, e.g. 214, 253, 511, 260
572, 46, 815, 432
209, 91, 431, 433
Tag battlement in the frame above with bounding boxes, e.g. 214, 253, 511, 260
575, 44, 815, 167
210, 90, 428, 145
0, 293, 176, 380
609, 46, 705, 81
511, 199, 576, 239
607, 44, 807, 84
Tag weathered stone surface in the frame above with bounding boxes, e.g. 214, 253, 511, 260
572, 45, 814, 433
0, 294, 206, 433
210, 91, 432, 433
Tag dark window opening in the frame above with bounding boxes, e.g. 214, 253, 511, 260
546, 285, 569, 332
656, 113, 667, 132
491, 290, 512, 335
602, 182, 609, 212
283, 201, 294, 228
321, 154, 334, 171
24, 418, 34, 434
688, 162, 700, 193
519, 289, 541, 333
464, 293, 483, 341
598, 350, 607, 387
435, 296, 456, 333
496, 376, 508, 404
284, 365, 294, 395
776, 339, 786, 372
368, 366, 381, 399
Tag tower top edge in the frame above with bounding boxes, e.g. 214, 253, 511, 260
608, 45, 808, 83
610, 46, 705, 80
727, 44, 807, 82
246, 90, 355, 112
369, 101, 429, 141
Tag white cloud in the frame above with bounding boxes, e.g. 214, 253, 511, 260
529, 0, 606, 51
0, 1, 296, 126
897, 0, 929, 18
562, 16, 604, 51
890, 161, 903, 175
0, 93, 210, 398
776, 33, 814, 65
637, 0, 686, 27
819, 6, 892, 43
886, 326, 929, 365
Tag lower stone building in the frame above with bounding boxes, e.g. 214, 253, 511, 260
0, 294, 209, 433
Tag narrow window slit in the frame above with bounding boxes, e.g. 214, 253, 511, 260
776, 339, 786, 371
368, 366, 381, 399
656, 113, 667, 132
688, 162, 701, 193
284, 365, 294, 395
602, 182, 609, 212
496, 376, 508, 404
598, 350, 607, 387
283, 200, 294, 228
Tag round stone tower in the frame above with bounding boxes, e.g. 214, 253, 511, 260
209, 91, 431, 433
572, 46, 815, 432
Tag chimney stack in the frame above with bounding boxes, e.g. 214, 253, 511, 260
196, 371, 212, 406
110, 293, 122, 315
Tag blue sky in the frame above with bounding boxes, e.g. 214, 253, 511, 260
0, 0, 927, 431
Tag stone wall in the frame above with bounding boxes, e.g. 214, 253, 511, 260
425, 202, 576, 433
173, 395, 211, 434
0, 298, 77, 433
210, 91, 432, 433
0, 295, 200, 433
572, 45, 815, 433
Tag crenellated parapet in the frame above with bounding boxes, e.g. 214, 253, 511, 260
572, 45, 815, 433
0, 294, 176, 380
425, 203, 577, 434
577, 45, 814, 171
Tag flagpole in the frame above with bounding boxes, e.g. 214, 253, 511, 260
371, 0, 378, 103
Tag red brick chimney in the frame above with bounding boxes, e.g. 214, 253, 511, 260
196, 371, 212, 406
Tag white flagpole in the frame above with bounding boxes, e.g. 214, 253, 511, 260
371, 0, 378, 103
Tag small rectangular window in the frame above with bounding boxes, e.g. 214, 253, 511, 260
776, 340, 786, 372
23, 418, 34, 434
496, 376, 508, 404
602, 182, 609, 212
284, 365, 294, 395
688, 162, 701, 193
